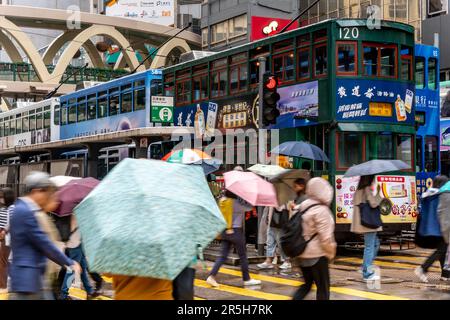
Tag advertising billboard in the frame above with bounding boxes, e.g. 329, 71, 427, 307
335, 175, 418, 225
250, 16, 299, 41
0, 128, 50, 150
105, 0, 175, 26
336, 79, 415, 125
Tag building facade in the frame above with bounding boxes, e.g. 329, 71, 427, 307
201, 0, 424, 51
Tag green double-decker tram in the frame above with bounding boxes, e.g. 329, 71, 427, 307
163, 19, 417, 241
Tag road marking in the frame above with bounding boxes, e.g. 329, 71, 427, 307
215, 267, 409, 300
68, 287, 112, 300
337, 257, 441, 272
378, 255, 439, 267
195, 279, 291, 300
0, 293, 7, 300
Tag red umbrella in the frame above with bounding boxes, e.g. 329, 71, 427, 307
54, 177, 100, 216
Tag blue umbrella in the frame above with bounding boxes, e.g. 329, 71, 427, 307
271, 141, 330, 162
192, 158, 222, 175
74, 158, 226, 280
344, 160, 410, 178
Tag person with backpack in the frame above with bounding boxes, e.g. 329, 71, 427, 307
207, 190, 262, 287
415, 175, 449, 282
257, 205, 290, 270
289, 177, 336, 300
351, 175, 383, 281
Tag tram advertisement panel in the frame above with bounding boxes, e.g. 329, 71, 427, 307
335, 175, 418, 224
336, 79, 415, 125
59, 110, 146, 139
0, 128, 50, 149
441, 118, 450, 151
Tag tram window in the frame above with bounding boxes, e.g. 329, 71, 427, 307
337, 132, 364, 168
134, 79, 145, 87
164, 75, 174, 96
77, 103, 86, 122
337, 42, 356, 75
68, 106, 76, 124
396, 135, 413, 168
416, 136, 423, 172
53, 106, 60, 126
0, 122, 3, 137
16, 116, 22, 134
44, 111, 51, 129
134, 89, 146, 111
193, 74, 208, 100
273, 52, 294, 82
380, 47, 396, 77
298, 48, 310, 79
314, 44, 327, 76
61, 107, 67, 125
121, 84, 132, 91
230, 67, 239, 93
22, 116, 29, 132
377, 134, 394, 159
363, 45, 378, 76
415, 57, 425, 89
98, 97, 107, 118
211, 69, 227, 97
250, 60, 260, 85
87, 99, 96, 120
425, 136, 438, 172
176, 79, 191, 104
9, 118, 15, 135
36, 112, 43, 130
4, 121, 9, 137
121, 92, 132, 113
109, 95, 119, 116
429, 58, 437, 90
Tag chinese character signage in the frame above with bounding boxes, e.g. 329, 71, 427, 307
269, 81, 319, 129
335, 175, 418, 224
151, 96, 174, 123
336, 79, 415, 124
105, 0, 175, 26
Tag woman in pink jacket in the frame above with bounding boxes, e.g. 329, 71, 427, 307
293, 177, 337, 300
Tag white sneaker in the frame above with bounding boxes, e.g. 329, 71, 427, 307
272, 256, 278, 265
364, 274, 380, 281
414, 266, 429, 283
279, 262, 292, 270
206, 276, 220, 287
257, 262, 274, 269
243, 279, 262, 286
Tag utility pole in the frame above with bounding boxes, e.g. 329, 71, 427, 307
257, 56, 266, 257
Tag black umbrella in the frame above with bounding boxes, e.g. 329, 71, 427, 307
271, 141, 330, 162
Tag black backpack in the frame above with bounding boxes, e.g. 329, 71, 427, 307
51, 214, 77, 242
270, 207, 289, 229
280, 204, 321, 258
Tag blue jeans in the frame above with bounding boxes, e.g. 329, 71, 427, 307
60, 245, 93, 298
266, 227, 287, 260
362, 232, 380, 279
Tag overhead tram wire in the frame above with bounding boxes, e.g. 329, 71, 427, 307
279, 0, 321, 34
44, 63, 89, 99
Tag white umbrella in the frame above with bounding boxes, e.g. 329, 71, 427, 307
248, 164, 289, 179
49, 175, 81, 188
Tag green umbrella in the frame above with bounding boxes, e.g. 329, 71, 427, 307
74, 158, 226, 280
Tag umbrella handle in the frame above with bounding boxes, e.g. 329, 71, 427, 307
197, 245, 207, 272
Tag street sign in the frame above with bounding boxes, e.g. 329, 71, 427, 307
151, 96, 174, 123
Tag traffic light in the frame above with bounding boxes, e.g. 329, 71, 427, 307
262, 73, 281, 126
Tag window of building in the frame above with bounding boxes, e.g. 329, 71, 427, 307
273, 52, 295, 83
121, 92, 132, 113
425, 136, 438, 172
202, 28, 208, 47
229, 15, 247, 39
415, 56, 425, 89
109, 95, 119, 116
314, 44, 327, 76
337, 41, 357, 75
211, 21, 227, 44
429, 58, 437, 90
400, 46, 413, 81
337, 132, 365, 168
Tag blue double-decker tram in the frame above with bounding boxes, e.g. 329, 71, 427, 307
414, 44, 441, 196
57, 69, 163, 140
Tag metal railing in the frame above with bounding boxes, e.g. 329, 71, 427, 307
0, 62, 128, 83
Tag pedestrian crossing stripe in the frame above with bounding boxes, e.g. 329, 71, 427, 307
195, 279, 291, 300
336, 257, 441, 273
377, 255, 440, 266
214, 267, 409, 300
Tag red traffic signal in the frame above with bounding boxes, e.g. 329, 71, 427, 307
264, 75, 278, 90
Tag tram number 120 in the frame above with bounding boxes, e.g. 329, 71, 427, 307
339, 27, 359, 39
